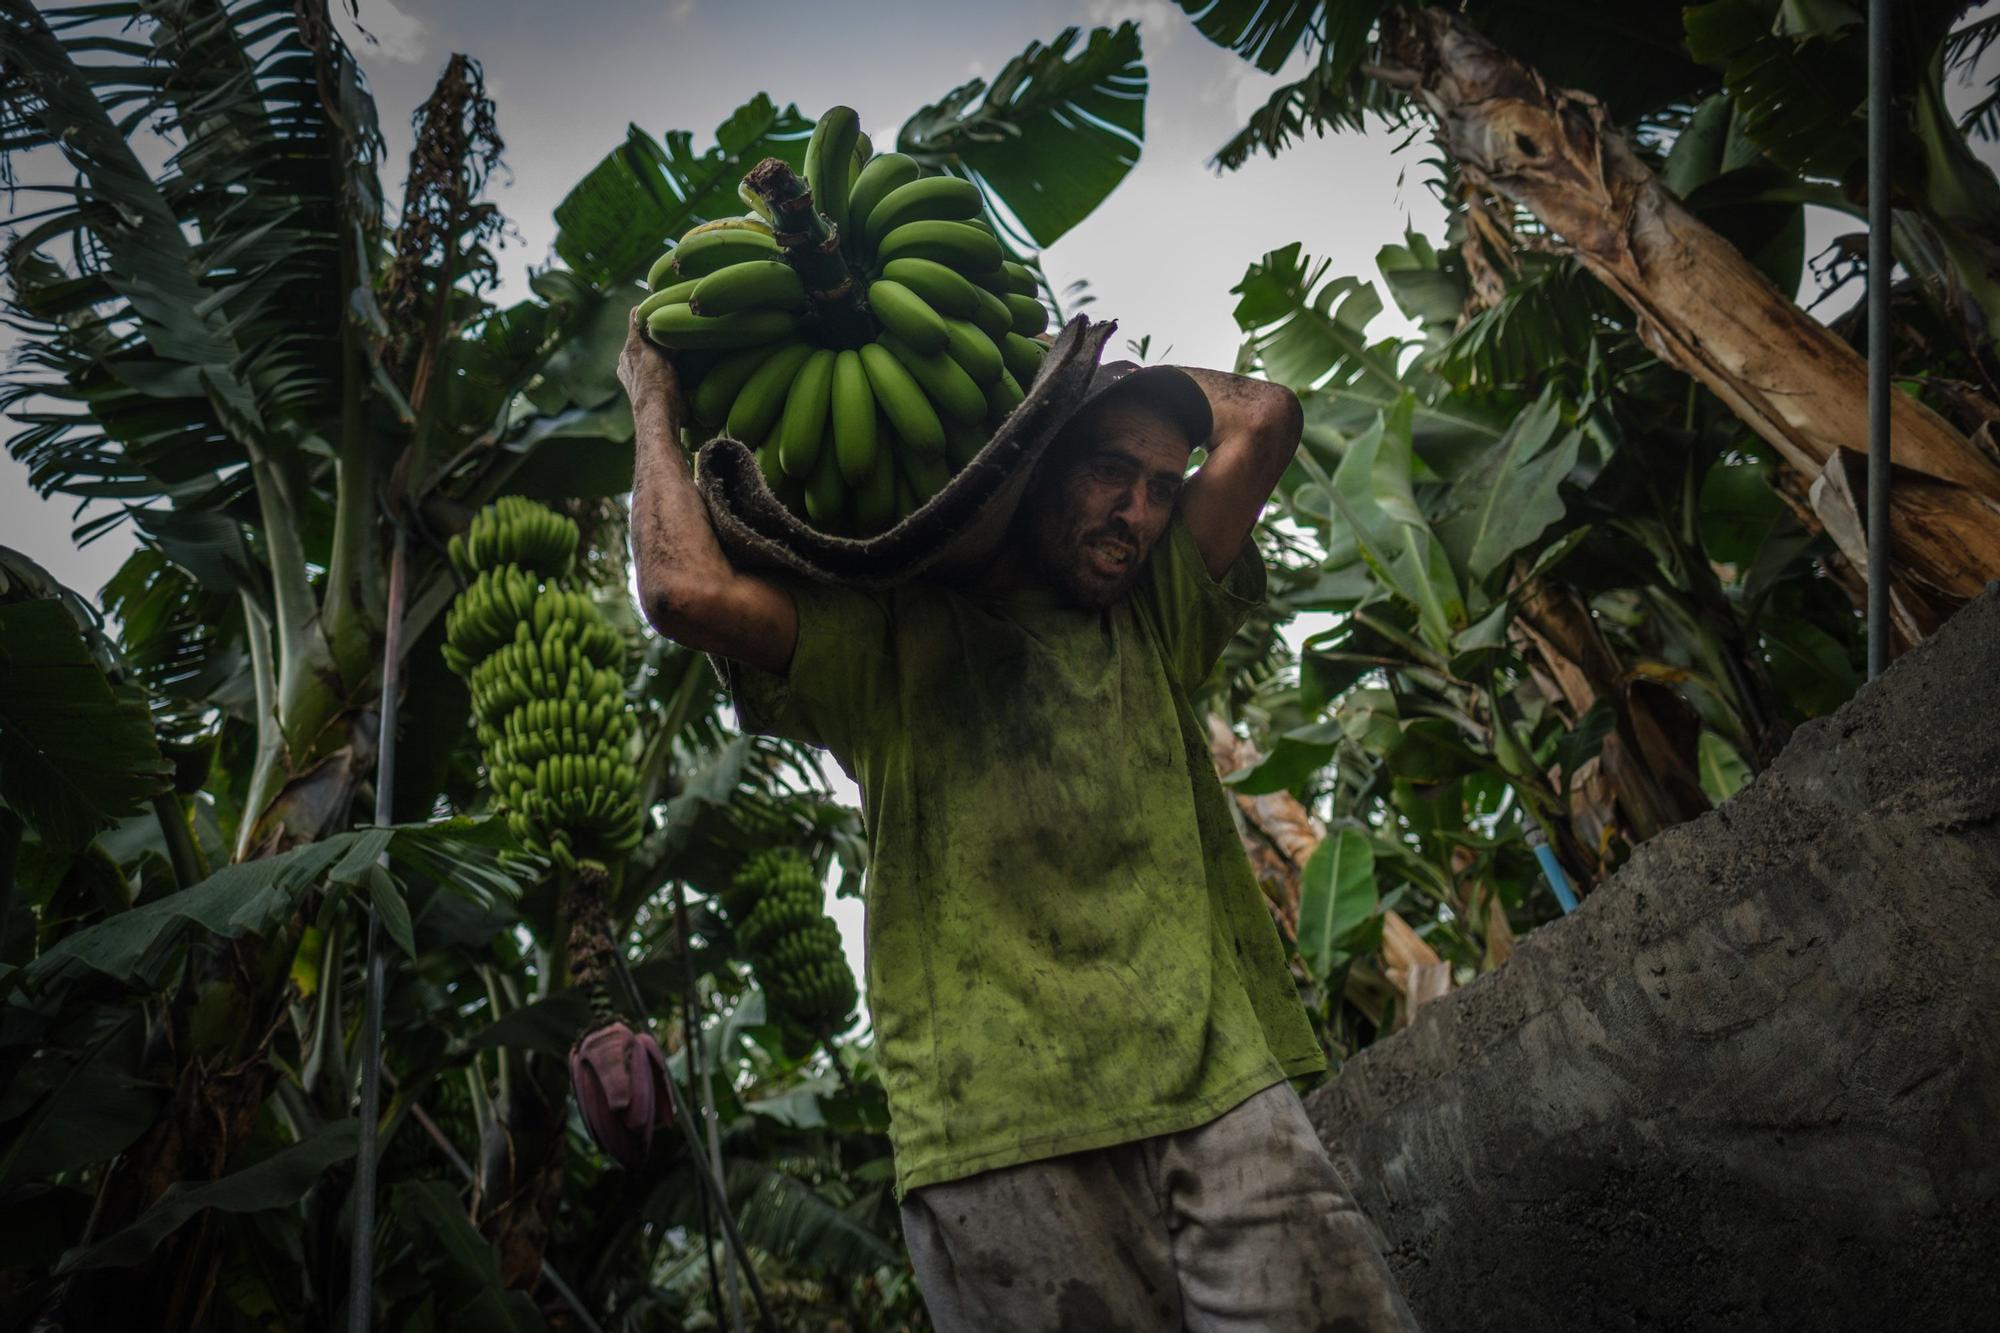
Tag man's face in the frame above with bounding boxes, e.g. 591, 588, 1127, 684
1023, 397, 1191, 610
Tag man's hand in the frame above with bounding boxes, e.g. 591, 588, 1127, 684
1175, 366, 1303, 580
618, 308, 681, 414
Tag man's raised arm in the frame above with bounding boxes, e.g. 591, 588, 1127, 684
621, 312, 798, 676
1175, 367, 1304, 580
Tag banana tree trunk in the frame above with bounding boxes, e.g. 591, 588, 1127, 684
1507, 572, 1712, 874
1372, 8, 2000, 630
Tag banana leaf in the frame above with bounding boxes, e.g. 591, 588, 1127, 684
0, 595, 172, 855
1297, 828, 1379, 980
899, 23, 1146, 251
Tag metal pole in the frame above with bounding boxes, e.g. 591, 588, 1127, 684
1866, 0, 1892, 679
349, 521, 407, 1331
674, 879, 745, 1333
659, 1049, 781, 1333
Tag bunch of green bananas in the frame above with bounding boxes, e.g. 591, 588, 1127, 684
443, 498, 644, 872
726, 848, 858, 1035
721, 846, 804, 920
449, 495, 578, 582
641, 106, 1053, 536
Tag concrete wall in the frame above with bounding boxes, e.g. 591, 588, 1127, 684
1308, 590, 2000, 1331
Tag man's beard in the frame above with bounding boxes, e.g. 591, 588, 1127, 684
1029, 508, 1148, 610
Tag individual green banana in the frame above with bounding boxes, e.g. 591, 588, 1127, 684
693, 343, 784, 427
880, 256, 983, 319
778, 347, 838, 478
854, 423, 898, 530
877, 330, 988, 426
776, 466, 810, 520
874, 220, 1003, 274
984, 367, 1026, 422
646, 303, 797, 350
968, 283, 1014, 341
902, 446, 951, 502
858, 340, 946, 455
1004, 293, 1050, 337
1001, 331, 1047, 385
867, 279, 950, 355
805, 105, 860, 235
854, 129, 872, 164
726, 340, 815, 442
970, 263, 1011, 295
894, 470, 919, 522
689, 259, 806, 316
862, 175, 982, 252
830, 350, 879, 484
670, 227, 781, 279
636, 278, 702, 322
682, 215, 776, 240
940, 316, 1003, 385
944, 417, 987, 470
803, 427, 847, 525
846, 153, 921, 252
646, 250, 679, 291
738, 179, 777, 226
754, 436, 785, 490
999, 260, 1039, 297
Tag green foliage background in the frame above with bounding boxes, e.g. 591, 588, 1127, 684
2, 0, 1995, 1327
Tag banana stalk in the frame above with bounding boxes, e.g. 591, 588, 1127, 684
744, 155, 873, 350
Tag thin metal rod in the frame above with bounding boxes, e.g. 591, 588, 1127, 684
659, 1046, 781, 1333
668, 886, 728, 1320
1866, 0, 1892, 679
672, 882, 745, 1333
349, 521, 407, 1331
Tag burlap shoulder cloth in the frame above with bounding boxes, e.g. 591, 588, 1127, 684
691, 315, 1118, 590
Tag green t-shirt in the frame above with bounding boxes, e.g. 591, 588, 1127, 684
718, 511, 1326, 1200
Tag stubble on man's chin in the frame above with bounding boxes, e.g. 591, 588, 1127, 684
1036, 529, 1147, 611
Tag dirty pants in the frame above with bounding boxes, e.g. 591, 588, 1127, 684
899, 1079, 1422, 1331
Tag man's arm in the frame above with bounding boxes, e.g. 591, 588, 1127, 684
1175, 367, 1304, 580
621, 312, 798, 675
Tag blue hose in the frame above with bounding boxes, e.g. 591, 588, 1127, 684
1526, 830, 1579, 914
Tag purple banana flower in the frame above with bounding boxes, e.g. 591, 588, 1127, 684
568, 1020, 674, 1169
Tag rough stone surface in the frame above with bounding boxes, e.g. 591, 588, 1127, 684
1307, 589, 2000, 1332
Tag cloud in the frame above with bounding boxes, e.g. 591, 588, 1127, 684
335, 0, 426, 64
1080, 0, 1180, 50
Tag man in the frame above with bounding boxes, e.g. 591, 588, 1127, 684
622, 314, 1420, 1332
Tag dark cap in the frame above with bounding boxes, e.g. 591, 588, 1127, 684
1053, 359, 1212, 453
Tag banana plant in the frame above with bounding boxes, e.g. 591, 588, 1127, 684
0, 0, 673, 1317
1209, 217, 1866, 1052
1176, 0, 2000, 637
0, 553, 542, 1323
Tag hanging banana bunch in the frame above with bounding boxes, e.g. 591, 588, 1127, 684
443, 496, 644, 873
642, 106, 1052, 536
725, 848, 858, 1038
